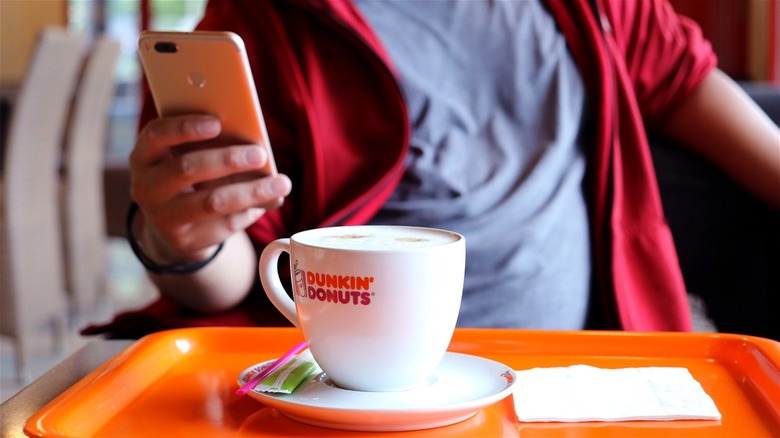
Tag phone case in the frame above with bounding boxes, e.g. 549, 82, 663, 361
137, 30, 278, 179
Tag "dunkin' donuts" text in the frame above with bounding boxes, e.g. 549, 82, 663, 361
294, 264, 375, 306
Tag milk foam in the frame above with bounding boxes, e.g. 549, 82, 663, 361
297, 226, 460, 250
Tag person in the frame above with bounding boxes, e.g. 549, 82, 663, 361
83, 0, 780, 339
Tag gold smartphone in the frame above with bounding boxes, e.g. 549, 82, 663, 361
137, 30, 282, 209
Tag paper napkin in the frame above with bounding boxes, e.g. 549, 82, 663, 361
513, 365, 721, 422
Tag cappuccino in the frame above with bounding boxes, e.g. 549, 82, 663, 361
297, 226, 459, 251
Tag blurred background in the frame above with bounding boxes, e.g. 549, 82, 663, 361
1, 0, 208, 403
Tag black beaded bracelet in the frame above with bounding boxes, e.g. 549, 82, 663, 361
126, 202, 224, 275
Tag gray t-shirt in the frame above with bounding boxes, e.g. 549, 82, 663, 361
356, 0, 592, 329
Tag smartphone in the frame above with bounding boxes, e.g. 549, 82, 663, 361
137, 30, 282, 209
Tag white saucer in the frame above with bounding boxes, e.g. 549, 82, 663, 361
237, 352, 516, 432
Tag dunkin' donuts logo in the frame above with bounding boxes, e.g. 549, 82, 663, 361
294, 260, 374, 305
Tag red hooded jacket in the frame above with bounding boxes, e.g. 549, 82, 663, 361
85, 0, 716, 338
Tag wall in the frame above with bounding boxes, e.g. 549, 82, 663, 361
0, 0, 66, 88
671, 0, 779, 82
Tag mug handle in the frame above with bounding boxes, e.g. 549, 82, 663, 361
258, 238, 300, 327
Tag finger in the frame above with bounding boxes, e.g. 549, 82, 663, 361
138, 144, 272, 202
166, 208, 267, 254
146, 173, 291, 242
131, 115, 222, 167
159, 174, 292, 225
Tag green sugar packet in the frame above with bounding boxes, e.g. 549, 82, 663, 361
254, 349, 321, 394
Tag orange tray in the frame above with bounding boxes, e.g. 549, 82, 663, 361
24, 328, 780, 437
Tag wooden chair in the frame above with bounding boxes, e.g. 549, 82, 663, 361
61, 35, 120, 326
0, 27, 87, 383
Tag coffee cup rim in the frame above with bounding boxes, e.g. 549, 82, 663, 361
289, 225, 464, 252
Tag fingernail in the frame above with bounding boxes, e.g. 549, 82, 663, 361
270, 176, 291, 195
248, 207, 265, 220
197, 118, 221, 136
245, 147, 263, 166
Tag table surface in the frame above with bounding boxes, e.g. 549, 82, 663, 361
4, 328, 780, 438
0, 339, 133, 438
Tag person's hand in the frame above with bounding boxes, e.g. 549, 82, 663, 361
129, 114, 292, 265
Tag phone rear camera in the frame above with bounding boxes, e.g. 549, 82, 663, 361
154, 42, 178, 53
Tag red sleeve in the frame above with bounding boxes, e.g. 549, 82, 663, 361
602, 0, 717, 126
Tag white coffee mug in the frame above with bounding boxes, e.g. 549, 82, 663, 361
259, 225, 465, 392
